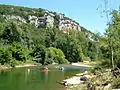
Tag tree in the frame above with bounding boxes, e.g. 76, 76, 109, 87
0, 46, 12, 65
106, 10, 120, 68
45, 27, 58, 47
30, 45, 45, 65
44, 47, 68, 65
1, 22, 22, 43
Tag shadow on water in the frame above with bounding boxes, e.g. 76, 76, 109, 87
0, 65, 87, 90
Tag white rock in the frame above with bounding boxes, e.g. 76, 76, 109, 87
63, 76, 84, 85
104, 84, 112, 90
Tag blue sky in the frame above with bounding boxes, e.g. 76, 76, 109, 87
0, 0, 120, 34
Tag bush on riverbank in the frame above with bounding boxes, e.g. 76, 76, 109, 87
0, 42, 31, 67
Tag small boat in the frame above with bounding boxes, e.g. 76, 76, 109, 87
42, 67, 50, 72
59, 67, 64, 71
42, 69, 50, 72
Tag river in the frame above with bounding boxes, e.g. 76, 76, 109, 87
0, 65, 87, 90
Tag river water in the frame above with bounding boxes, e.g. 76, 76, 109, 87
0, 65, 87, 90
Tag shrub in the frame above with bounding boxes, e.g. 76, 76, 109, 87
0, 46, 13, 65
112, 78, 120, 88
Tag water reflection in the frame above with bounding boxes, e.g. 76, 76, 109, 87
25, 68, 31, 83
44, 70, 48, 84
0, 65, 86, 90
27, 69, 30, 74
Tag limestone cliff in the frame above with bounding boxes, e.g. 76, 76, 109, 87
0, 4, 97, 41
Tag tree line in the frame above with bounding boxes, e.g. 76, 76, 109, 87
0, 4, 120, 68
0, 20, 99, 67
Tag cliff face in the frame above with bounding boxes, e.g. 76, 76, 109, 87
0, 4, 97, 41
0, 5, 81, 32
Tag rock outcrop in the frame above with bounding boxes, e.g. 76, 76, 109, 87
0, 5, 97, 42
3, 15, 27, 23
1, 9, 81, 32
59, 19, 81, 32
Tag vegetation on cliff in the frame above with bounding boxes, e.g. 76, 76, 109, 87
0, 4, 101, 67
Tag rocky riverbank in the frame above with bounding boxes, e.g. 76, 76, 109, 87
62, 68, 120, 90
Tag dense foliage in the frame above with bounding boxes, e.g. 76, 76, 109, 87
0, 4, 119, 69
98, 10, 120, 68
0, 4, 44, 19
0, 4, 100, 67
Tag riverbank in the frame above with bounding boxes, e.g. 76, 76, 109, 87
0, 62, 92, 70
15, 63, 41, 68
71, 63, 92, 67
0, 63, 41, 70
71, 61, 97, 67
63, 70, 113, 90
63, 68, 120, 90
0, 65, 11, 70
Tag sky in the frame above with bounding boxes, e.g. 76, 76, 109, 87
0, 0, 120, 34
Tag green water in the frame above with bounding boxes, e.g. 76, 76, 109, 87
0, 65, 86, 90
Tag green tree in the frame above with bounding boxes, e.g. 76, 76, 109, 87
0, 46, 12, 65
1, 22, 22, 43
30, 45, 45, 65
44, 47, 68, 65
106, 10, 120, 68
10, 42, 31, 62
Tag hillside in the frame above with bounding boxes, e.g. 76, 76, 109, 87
0, 4, 99, 67
0, 5, 80, 29
0, 4, 96, 37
